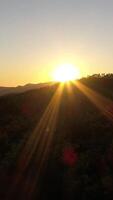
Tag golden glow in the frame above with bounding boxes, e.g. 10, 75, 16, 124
53, 64, 80, 82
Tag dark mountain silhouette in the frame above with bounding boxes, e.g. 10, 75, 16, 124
1, 74, 113, 200
0, 82, 52, 96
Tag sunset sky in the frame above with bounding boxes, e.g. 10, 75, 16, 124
0, 0, 113, 86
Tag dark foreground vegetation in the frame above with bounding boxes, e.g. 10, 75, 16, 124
1, 74, 113, 199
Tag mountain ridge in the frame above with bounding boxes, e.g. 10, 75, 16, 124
0, 82, 52, 96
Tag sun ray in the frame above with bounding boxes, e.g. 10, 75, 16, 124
73, 80, 113, 122
7, 83, 64, 199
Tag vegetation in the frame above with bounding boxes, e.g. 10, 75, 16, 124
0, 75, 113, 199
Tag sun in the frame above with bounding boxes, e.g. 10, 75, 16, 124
53, 64, 80, 82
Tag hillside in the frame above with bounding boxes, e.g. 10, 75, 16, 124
0, 83, 51, 96
0, 75, 113, 200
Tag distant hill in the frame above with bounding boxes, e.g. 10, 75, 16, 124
0, 82, 52, 96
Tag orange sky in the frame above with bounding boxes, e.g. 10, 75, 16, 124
0, 0, 113, 86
